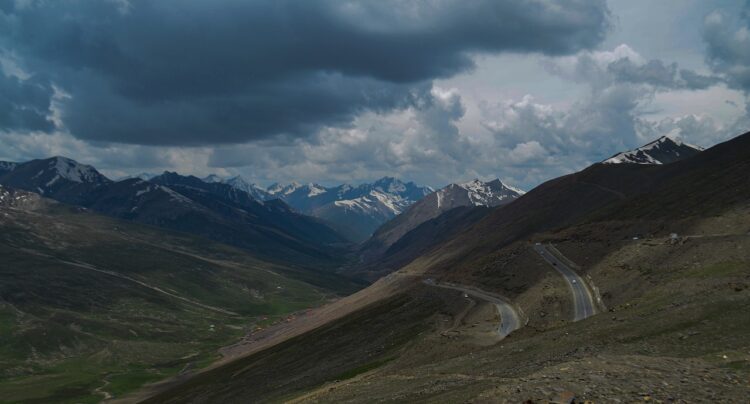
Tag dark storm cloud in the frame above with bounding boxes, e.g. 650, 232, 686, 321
607, 58, 721, 90
703, 2, 750, 93
0, 0, 610, 145
0, 72, 54, 133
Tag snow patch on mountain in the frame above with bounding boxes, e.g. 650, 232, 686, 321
0, 161, 17, 173
603, 136, 703, 165
306, 184, 327, 197
224, 175, 272, 201
0, 184, 42, 208
202, 174, 224, 183
267, 182, 303, 196
333, 189, 407, 216
334, 196, 377, 213
505, 184, 526, 196
198, 174, 272, 202
268, 177, 432, 242
135, 183, 157, 197
450, 179, 523, 207
360, 177, 523, 258
49, 156, 107, 183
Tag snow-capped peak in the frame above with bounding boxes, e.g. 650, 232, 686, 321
452, 178, 521, 206
267, 181, 303, 196
603, 136, 703, 165
305, 183, 328, 197
48, 156, 109, 184
504, 183, 526, 196
223, 175, 246, 187
457, 178, 485, 192
372, 176, 406, 193
331, 189, 406, 216
439, 178, 523, 208
225, 176, 271, 200
266, 182, 284, 194
202, 174, 224, 183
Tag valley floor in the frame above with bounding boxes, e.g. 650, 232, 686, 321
0, 204, 349, 404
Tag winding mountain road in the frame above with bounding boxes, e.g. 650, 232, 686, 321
533, 244, 596, 321
423, 280, 522, 338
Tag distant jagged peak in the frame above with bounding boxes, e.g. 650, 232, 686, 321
267, 181, 304, 195
303, 183, 328, 197
202, 174, 224, 183
443, 177, 524, 207
222, 175, 273, 201
267, 181, 327, 197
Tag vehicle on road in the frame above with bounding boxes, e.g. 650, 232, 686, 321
572, 279, 577, 284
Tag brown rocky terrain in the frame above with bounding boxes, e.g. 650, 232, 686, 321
136, 132, 750, 403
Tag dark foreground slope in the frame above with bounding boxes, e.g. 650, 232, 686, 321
0, 189, 357, 403
147, 132, 750, 403
144, 286, 465, 404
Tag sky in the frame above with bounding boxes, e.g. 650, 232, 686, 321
0, 0, 748, 190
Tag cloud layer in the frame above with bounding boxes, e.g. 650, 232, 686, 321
1, 0, 610, 145
0, 1, 747, 191
703, 4, 750, 94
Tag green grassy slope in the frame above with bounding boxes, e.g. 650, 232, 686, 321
0, 201, 351, 403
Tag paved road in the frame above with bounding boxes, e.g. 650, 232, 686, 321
423, 280, 521, 338
533, 244, 595, 321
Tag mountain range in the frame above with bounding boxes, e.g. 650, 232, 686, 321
6, 133, 750, 403
0, 157, 350, 270
141, 131, 750, 404
0, 154, 527, 250
195, 175, 529, 243
199, 176, 435, 242
0, 135, 699, 261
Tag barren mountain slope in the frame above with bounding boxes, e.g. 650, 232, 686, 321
138, 132, 750, 403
